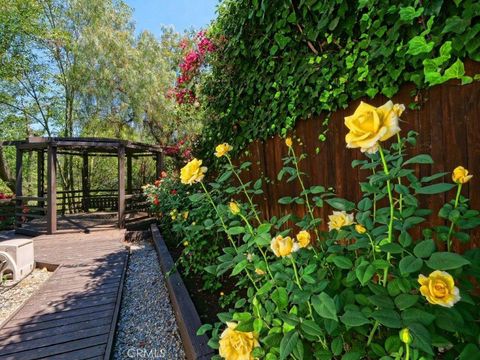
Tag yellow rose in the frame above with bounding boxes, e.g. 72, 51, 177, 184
296, 230, 311, 248
219, 322, 259, 360
180, 158, 207, 185
452, 166, 473, 184
418, 270, 460, 307
344, 101, 405, 153
183, 241, 189, 246
399, 328, 412, 344
355, 224, 367, 234
285, 137, 293, 147
215, 143, 233, 158
183, 211, 189, 220
328, 211, 355, 231
255, 268, 265, 275
270, 235, 294, 257
229, 201, 241, 215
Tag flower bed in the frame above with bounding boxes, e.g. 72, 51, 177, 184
145, 100, 480, 360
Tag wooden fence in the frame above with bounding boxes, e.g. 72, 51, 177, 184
239, 61, 480, 250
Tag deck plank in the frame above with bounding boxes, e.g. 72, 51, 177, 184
0, 229, 127, 359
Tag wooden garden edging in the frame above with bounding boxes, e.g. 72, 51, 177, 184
150, 224, 214, 360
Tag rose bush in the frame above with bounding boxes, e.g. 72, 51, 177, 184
178, 100, 480, 360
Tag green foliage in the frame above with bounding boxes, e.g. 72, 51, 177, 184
200, 0, 480, 154
184, 125, 480, 359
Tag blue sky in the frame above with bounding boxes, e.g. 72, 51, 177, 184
125, 0, 219, 35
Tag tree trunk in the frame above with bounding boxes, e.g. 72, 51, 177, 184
0, 146, 15, 192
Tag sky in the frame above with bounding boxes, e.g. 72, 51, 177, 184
125, 0, 219, 35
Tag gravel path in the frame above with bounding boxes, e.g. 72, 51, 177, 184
0, 268, 52, 325
113, 242, 186, 360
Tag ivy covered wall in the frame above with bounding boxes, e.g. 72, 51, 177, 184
200, 0, 480, 155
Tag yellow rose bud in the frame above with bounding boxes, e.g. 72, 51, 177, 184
328, 211, 355, 231
296, 230, 311, 248
344, 101, 404, 153
418, 270, 460, 307
183, 241, 189, 246
285, 137, 293, 147
399, 328, 412, 344
229, 201, 241, 215
452, 166, 473, 184
180, 158, 207, 185
255, 268, 266, 275
215, 143, 233, 158
270, 235, 294, 257
355, 224, 367, 234
219, 322, 259, 360
183, 211, 189, 220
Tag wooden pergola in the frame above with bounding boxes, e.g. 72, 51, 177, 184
8, 137, 163, 235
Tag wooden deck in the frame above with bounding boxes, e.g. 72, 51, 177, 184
0, 230, 128, 360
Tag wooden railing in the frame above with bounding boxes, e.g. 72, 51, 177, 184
56, 189, 148, 214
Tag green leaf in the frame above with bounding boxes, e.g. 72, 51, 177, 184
409, 323, 434, 355
312, 292, 338, 321
416, 183, 456, 194
280, 330, 299, 360
407, 36, 434, 56
196, 323, 212, 335
355, 262, 376, 285
331, 256, 353, 269
459, 344, 480, 360
278, 196, 294, 204
368, 295, 394, 309
380, 243, 404, 254
371, 309, 402, 328
414, 239, 436, 258
272, 287, 288, 311
231, 259, 248, 276
326, 198, 355, 211
274, 33, 291, 50
227, 226, 245, 235
300, 320, 324, 338
310, 185, 325, 194
331, 336, 343, 356
444, 58, 466, 80
404, 154, 433, 165
399, 6, 423, 22
358, 197, 372, 211
188, 193, 204, 202
340, 310, 370, 327
394, 294, 419, 310
399, 256, 423, 275
257, 223, 272, 234
341, 351, 363, 360
402, 308, 436, 326
426, 252, 471, 270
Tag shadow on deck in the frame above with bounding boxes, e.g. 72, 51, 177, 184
0, 229, 128, 360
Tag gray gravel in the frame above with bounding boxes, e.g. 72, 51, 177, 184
113, 242, 186, 360
0, 267, 52, 326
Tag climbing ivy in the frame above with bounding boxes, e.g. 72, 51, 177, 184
199, 0, 479, 156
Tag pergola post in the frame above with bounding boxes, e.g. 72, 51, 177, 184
46, 145, 57, 234
82, 152, 90, 212
118, 145, 126, 229
37, 150, 44, 208
127, 153, 132, 194
155, 152, 164, 178
15, 147, 23, 230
